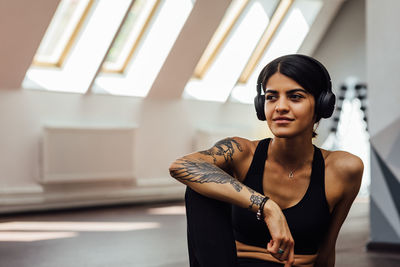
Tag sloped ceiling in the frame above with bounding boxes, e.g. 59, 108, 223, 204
0, 0, 60, 89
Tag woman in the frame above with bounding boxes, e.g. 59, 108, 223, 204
169, 54, 363, 267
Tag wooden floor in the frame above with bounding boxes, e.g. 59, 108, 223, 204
0, 199, 399, 267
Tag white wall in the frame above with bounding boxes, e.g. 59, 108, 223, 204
314, 0, 366, 86
311, 0, 366, 141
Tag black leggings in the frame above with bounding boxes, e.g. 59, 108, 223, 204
185, 187, 284, 267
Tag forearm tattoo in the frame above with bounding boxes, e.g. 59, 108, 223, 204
246, 186, 256, 194
170, 159, 243, 192
199, 138, 243, 164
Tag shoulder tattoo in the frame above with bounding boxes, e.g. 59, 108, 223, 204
199, 138, 243, 164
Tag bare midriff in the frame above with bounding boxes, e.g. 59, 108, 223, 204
236, 241, 317, 267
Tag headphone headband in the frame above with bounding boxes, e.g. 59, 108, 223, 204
296, 54, 332, 94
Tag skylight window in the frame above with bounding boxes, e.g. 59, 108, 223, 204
93, 0, 194, 97
24, 0, 134, 93
230, 0, 323, 104
24, 0, 193, 96
238, 0, 293, 84
184, 0, 279, 102
193, 0, 250, 79
33, 0, 93, 67
101, 0, 160, 73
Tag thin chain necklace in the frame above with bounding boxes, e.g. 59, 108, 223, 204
287, 162, 306, 178
269, 141, 313, 179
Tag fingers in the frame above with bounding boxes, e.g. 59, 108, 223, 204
267, 237, 293, 254
286, 245, 295, 266
267, 238, 294, 265
279, 244, 290, 262
268, 238, 279, 253
267, 240, 275, 254
281, 245, 295, 267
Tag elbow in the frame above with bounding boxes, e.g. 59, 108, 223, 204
169, 160, 181, 179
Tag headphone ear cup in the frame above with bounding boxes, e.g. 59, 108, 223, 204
254, 95, 266, 121
317, 91, 336, 119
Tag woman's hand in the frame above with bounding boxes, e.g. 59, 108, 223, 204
264, 199, 295, 266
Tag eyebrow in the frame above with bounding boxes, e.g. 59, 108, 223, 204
265, 88, 308, 94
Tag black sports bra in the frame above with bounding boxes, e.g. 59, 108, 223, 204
232, 138, 331, 255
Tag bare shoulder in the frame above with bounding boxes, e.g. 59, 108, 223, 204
228, 136, 252, 151
230, 136, 260, 152
321, 149, 364, 190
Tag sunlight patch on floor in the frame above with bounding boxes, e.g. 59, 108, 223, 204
0, 221, 161, 232
146, 205, 186, 215
0, 231, 78, 242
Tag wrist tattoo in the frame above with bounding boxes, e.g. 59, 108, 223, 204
199, 138, 243, 164
248, 194, 264, 210
170, 159, 243, 192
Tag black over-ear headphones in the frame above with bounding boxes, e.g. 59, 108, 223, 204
254, 54, 336, 122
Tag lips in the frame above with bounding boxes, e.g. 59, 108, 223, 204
273, 117, 294, 121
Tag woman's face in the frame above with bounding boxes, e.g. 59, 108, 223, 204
264, 72, 315, 138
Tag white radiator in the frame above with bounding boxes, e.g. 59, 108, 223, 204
41, 125, 136, 184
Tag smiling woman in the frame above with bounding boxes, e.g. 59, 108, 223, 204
169, 54, 363, 267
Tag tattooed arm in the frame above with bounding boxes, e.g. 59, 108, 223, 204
169, 137, 264, 212
169, 137, 295, 266
170, 156, 266, 212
